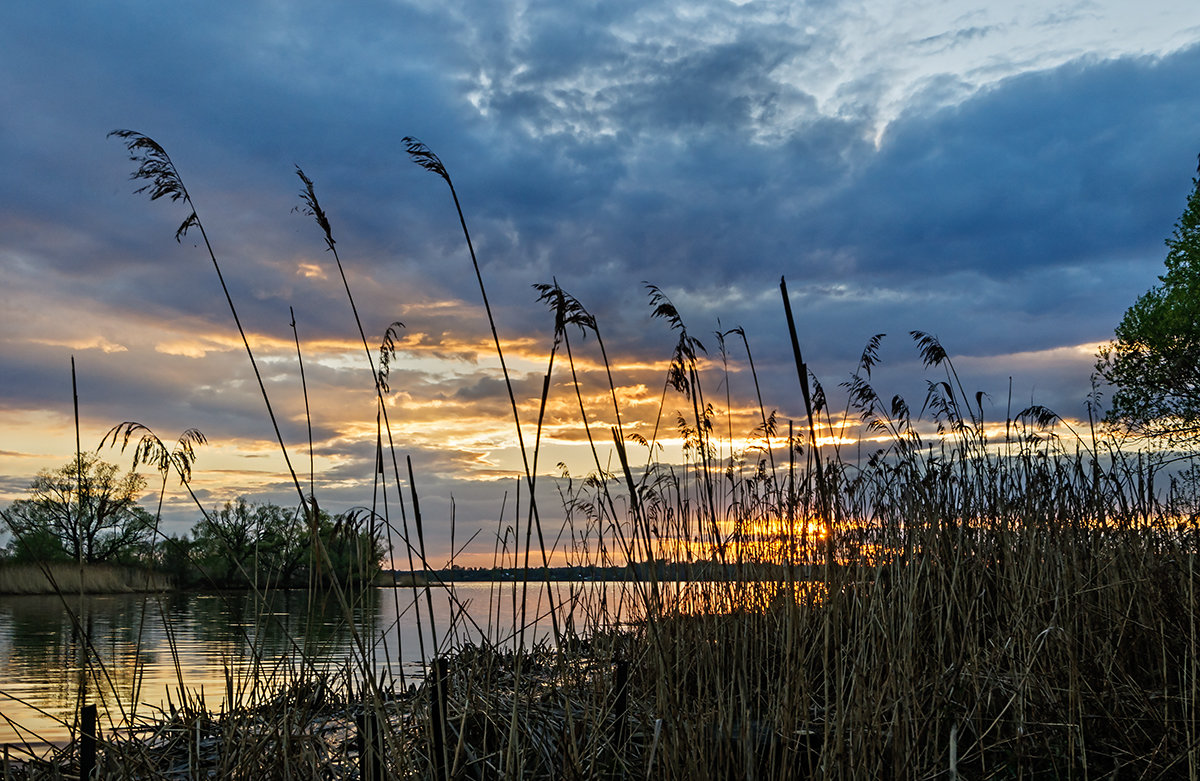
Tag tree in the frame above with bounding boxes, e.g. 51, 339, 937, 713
1098, 159, 1200, 442
188, 498, 306, 588
0, 454, 154, 563
303, 507, 385, 587
8, 527, 71, 564
181, 499, 383, 588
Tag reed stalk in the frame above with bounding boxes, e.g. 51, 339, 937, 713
7, 142, 1197, 780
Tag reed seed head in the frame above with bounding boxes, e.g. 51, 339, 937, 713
108, 129, 198, 242
294, 166, 335, 251
403, 136, 449, 183
377, 321, 406, 393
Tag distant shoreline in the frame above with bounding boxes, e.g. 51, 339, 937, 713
0, 561, 821, 594
391, 561, 822, 586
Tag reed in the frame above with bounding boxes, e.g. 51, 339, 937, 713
0, 564, 171, 595
2, 134, 1197, 779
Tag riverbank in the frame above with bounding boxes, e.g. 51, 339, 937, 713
0, 563, 171, 595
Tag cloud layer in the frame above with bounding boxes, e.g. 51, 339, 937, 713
3, 0, 1200, 558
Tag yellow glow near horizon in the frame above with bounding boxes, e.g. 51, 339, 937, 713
0, 319, 1117, 567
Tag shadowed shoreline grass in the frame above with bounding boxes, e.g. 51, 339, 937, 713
0, 563, 172, 595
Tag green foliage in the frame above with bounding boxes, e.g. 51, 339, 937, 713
0, 454, 153, 564
306, 507, 386, 588
180, 499, 301, 588
1099, 161, 1200, 441
8, 527, 71, 564
175, 499, 383, 589
158, 533, 193, 582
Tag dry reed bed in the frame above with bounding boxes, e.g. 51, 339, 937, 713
0, 563, 172, 595
12, 457, 1195, 779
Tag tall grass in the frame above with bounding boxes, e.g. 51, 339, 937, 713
0, 564, 171, 595
1, 133, 1196, 779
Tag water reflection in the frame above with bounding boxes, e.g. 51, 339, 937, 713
0, 580, 667, 748
0, 582, 591, 748
0, 589, 390, 747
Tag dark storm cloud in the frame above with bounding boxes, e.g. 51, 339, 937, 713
491, 43, 1200, 391
454, 376, 513, 403
0, 0, 471, 323
812, 46, 1200, 281
403, 38, 1200, 394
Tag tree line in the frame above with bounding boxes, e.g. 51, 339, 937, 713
0, 454, 384, 589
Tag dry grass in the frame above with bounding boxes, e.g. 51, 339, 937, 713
13, 495, 1193, 779
0, 563, 171, 595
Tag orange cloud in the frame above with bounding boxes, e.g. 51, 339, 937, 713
31, 336, 128, 354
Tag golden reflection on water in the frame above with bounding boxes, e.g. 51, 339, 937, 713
0, 589, 392, 749
0, 579, 824, 750
0, 582, 614, 749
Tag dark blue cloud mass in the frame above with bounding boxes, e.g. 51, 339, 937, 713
821, 48, 1200, 281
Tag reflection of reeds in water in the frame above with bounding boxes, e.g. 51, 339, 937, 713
4, 132, 1199, 779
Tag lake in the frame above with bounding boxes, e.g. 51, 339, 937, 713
0, 581, 639, 748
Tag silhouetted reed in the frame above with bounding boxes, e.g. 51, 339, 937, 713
2, 133, 1196, 779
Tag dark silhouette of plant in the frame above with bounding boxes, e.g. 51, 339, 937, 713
404, 136, 562, 644
109, 130, 308, 512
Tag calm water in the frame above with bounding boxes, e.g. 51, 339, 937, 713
0, 581, 634, 748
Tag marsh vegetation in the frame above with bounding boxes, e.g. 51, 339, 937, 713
0, 132, 1196, 779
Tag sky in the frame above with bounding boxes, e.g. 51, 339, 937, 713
3, 0, 1200, 564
